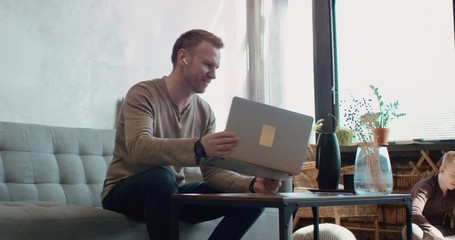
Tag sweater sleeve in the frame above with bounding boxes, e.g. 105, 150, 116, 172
411, 181, 444, 237
412, 185, 433, 230
199, 159, 253, 193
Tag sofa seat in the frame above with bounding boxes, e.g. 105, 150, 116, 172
178, 208, 282, 239
0, 201, 148, 240
0, 202, 283, 240
0, 121, 291, 239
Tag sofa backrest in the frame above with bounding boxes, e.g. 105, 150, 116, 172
0, 121, 115, 207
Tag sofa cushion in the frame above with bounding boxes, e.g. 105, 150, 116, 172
0, 122, 115, 207
179, 208, 283, 240
0, 201, 148, 240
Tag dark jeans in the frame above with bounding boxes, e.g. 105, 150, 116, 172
102, 166, 264, 240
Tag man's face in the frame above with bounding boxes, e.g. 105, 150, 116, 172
183, 41, 221, 94
440, 162, 455, 190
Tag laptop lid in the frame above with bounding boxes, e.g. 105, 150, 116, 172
206, 97, 314, 180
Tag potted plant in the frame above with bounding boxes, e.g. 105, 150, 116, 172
335, 127, 354, 145
365, 85, 406, 144
329, 116, 354, 146
313, 117, 354, 146
340, 87, 398, 194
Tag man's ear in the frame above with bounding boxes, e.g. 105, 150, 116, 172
439, 165, 445, 174
177, 49, 189, 65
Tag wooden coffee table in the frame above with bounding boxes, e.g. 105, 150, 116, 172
171, 192, 412, 240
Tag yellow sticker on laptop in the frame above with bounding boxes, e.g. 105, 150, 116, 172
259, 124, 276, 148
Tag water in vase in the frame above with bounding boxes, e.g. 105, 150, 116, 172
354, 145, 393, 195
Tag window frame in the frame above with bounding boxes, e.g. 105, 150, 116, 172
314, 0, 455, 139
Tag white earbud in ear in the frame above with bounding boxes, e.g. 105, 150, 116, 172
183, 58, 189, 65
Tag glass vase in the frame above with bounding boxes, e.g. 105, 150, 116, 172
354, 143, 393, 195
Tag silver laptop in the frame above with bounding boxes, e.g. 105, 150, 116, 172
204, 97, 314, 180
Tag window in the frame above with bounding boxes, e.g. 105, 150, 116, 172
336, 0, 455, 141
204, 0, 315, 143
250, 0, 316, 142
266, 0, 315, 118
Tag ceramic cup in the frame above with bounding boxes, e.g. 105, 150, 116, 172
343, 174, 354, 191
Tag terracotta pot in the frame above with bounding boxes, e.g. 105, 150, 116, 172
373, 128, 390, 145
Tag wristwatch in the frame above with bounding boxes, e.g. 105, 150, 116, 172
194, 139, 207, 158
249, 177, 257, 193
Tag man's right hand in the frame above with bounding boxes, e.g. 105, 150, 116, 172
253, 177, 282, 194
201, 131, 239, 157
427, 226, 445, 240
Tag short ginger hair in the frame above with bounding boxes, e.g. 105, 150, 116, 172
171, 29, 224, 66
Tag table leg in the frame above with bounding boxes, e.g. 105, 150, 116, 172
280, 205, 297, 240
405, 197, 413, 240
171, 201, 179, 240
312, 207, 319, 240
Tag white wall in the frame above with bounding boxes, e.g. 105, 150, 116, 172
0, 0, 247, 129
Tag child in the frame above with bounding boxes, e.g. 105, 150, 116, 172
403, 151, 455, 240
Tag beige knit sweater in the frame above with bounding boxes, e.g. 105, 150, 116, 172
102, 78, 252, 199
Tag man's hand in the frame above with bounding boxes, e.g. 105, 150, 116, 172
427, 226, 445, 240
253, 177, 282, 194
200, 131, 239, 157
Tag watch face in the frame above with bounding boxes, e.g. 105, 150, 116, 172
195, 140, 206, 157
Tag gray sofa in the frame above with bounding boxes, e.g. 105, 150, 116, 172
0, 121, 291, 240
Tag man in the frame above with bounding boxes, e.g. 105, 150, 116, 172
403, 151, 455, 240
101, 29, 281, 240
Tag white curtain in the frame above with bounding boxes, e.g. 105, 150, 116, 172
246, 0, 316, 141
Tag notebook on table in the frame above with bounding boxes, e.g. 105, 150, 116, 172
204, 97, 314, 180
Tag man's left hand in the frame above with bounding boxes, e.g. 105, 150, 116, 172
253, 177, 281, 193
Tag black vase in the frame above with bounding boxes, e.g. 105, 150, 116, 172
316, 132, 341, 190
